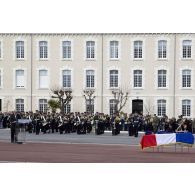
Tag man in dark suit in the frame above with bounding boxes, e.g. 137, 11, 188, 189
10, 112, 17, 143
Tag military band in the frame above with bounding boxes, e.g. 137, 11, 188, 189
0, 111, 195, 143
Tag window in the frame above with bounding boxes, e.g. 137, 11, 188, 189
182, 40, 192, 59
158, 70, 167, 88
86, 41, 95, 59
16, 41, 24, 59
158, 40, 167, 59
62, 70, 71, 88
64, 103, 71, 114
110, 70, 118, 88
0, 70, 1, 87
157, 99, 166, 116
110, 99, 117, 116
62, 41, 71, 59
134, 70, 142, 87
39, 41, 48, 59
39, 99, 48, 113
86, 70, 95, 88
110, 41, 119, 59
134, 41, 143, 59
39, 70, 48, 88
0, 99, 2, 112
16, 99, 24, 112
16, 70, 25, 88
0, 41, 1, 59
182, 69, 191, 88
86, 99, 94, 114
182, 99, 191, 117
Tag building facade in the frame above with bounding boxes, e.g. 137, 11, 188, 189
0, 33, 195, 118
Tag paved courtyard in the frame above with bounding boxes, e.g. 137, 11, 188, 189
0, 129, 195, 163
0, 129, 140, 145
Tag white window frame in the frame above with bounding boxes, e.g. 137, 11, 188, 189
182, 40, 192, 59
62, 69, 72, 88
39, 41, 48, 59
84, 38, 97, 61
134, 41, 143, 59
158, 69, 167, 88
0, 69, 3, 88
86, 41, 95, 59
36, 38, 49, 60
13, 38, 27, 60
131, 38, 145, 61
158, 40, 167, 59
15, 98, 24, 112
133, 69, 143, 88
59, 67, 73, 88
107, 38, 121, 61
16, 41, 25, 59
109, 99, 117, 116
64, 103, 71, 114
39, 99, 48, 113
15, 69, 25, 88
62, 41, 72, 59
154, 66, 169, 89
182, 69, 191, 88
109, 70, 119, 88
0, 40, 2, 60
60, 38, 73, 60
0, 97, 3, 112
155, 37, 170, 61
0, 70, 1, 88
110, 41, 119, 59
182, 99, 191, 117
86, 70, 95, 88
86, 99, 94, 114
39, 69, 49, 89
157, 99, 166, 117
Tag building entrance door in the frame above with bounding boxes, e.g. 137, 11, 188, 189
132, 99, 143, 114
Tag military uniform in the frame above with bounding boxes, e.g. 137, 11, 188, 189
10, 113, 17, 143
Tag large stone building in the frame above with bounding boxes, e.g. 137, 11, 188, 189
0, 33, 194, 118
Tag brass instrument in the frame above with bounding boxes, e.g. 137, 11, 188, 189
175, 119, 186, 132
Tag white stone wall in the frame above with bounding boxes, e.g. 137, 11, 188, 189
0, 33, 195, 118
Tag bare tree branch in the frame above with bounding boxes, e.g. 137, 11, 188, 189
49, 87, 73, 114
83, 89, 96, 114
112, 88, 129, 114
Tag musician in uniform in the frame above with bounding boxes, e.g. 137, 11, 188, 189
127, 114, 133, 136
192, 118, 195, 134
169, 117, 178, 133
35, 113, 42, 135
58, 114, 64, 134
64, 116, 70, 134
152, 114, 159, 133
0, 112, 4, 129
50, 114, 56, 133
132, 113, 140, 137
3, 113, 9, 128
114, 115, 121, 135
42, 114, 51, 134
96, 113, 104, 135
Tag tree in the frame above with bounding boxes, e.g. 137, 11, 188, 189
48, 99, 60, 113
50, 87, 73, 114
112, 88, 129, 114
144, 99, 155, 115
83, 89, 96, 115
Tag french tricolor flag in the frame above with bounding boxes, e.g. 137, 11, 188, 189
140, 133, 194, 149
